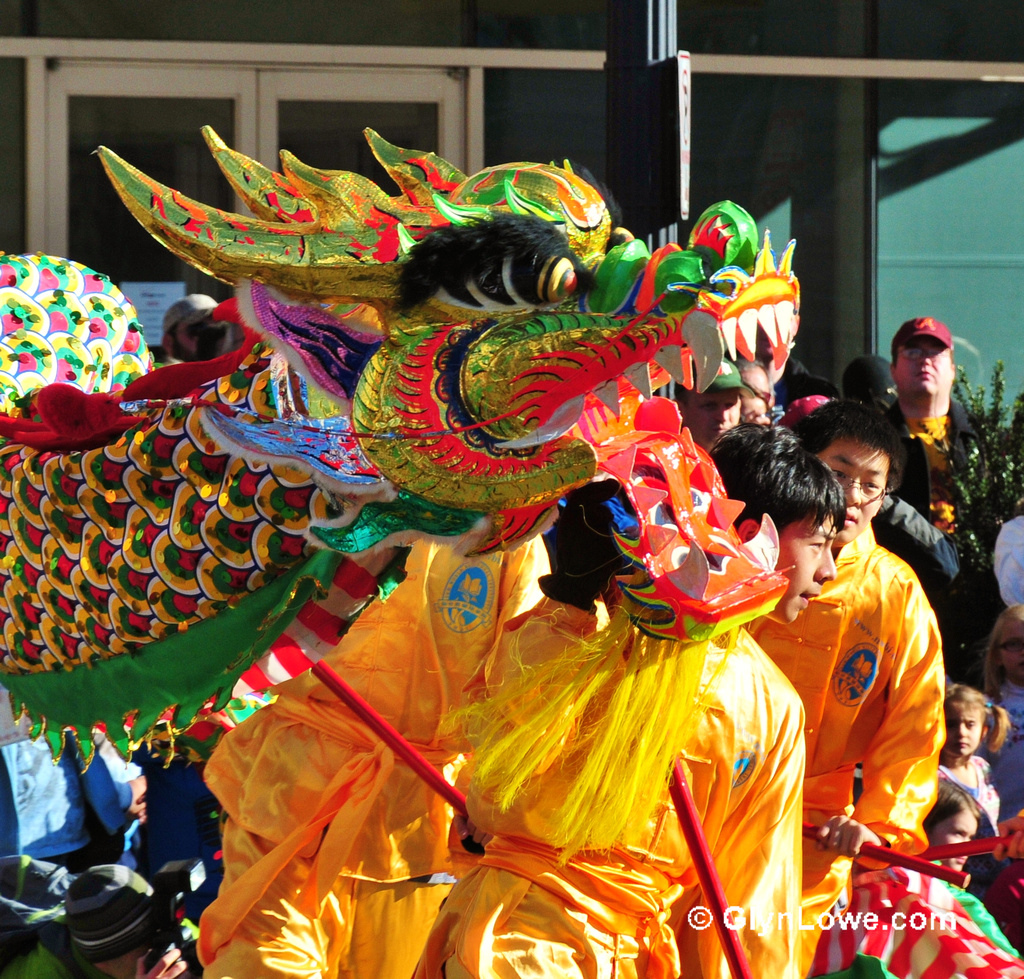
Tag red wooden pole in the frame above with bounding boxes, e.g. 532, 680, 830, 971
801, 823, 969, 889
671, 761, 754, 979
311, 659, 468, 815
919, 836, 1012, 863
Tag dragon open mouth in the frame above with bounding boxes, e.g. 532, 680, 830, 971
467, 229, 798, 451
593, 421, 789, 642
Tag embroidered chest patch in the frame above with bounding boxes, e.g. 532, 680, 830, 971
434, 562, 495, 633
832, 645, 879, 707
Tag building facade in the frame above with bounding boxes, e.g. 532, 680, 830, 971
1, 0, 1022, 386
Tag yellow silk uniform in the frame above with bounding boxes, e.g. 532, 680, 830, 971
749, 525, 944, 972
199, 539, 548, 979
416, 601, 806, 979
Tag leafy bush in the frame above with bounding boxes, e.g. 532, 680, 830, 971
948, 362, 1024, 673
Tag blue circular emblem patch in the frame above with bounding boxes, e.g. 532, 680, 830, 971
732, 749, 758, 788
434, 562, 495, 633
832, 646, 878, 707
731, 735, 762, 788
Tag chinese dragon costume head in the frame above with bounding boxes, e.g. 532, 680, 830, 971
0, 128, 799, 752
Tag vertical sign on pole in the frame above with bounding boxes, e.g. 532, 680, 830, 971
678, 51, 691, 220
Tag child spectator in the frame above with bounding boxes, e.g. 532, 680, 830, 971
745, 399, 945, 973
924, 781, 1019, 954
940, 683, 1011, 895
809, 781, 1023, 976
982, 605, 1024, 824
0, 734, 144, 871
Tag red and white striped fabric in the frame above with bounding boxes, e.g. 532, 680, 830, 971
232, 553, 388, 695
810, 867, 1024, 978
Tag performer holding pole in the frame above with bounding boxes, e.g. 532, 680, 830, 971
415, 422, 848, 979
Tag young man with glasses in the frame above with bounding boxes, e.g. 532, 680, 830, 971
748, 399, 945, 973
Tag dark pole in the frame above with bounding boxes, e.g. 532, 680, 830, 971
21, 0, 39, 36
864, 0, 879, 354
606, 0, 680, 248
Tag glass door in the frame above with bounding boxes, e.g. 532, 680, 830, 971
40, 61, 466, 334
44, 62, 257, 296
257, 67, 466, 184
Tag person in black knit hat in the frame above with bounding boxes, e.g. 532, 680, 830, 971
1, 863, 194, 979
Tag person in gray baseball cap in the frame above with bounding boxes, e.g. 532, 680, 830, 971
161, 295, 242, 364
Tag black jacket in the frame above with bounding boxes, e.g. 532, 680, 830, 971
885, 399, 978, 522
871, 494, 959, 602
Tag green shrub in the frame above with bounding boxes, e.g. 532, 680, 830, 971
949, 362, 1024, 673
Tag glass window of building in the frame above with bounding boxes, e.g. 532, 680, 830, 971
690, 72, 870, 381
485, 69, 605, 176
877, 80, 1024, 391
0, 58, 24, 255
68, 96, 236, 299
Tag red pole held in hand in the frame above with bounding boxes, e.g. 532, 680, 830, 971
919, 836, 1012, 863
671, 761, 754, 979
311, 659, 469, 815
801, 823, 970, 889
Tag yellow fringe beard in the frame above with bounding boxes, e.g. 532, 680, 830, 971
457, 607, 734, 860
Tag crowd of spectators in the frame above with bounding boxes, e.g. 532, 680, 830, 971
4, 308, 1024, 976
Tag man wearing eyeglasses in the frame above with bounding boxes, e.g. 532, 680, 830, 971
885, 317, 977, 533
749, 399, 944, 973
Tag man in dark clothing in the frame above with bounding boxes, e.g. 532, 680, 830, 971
886, 316, 980, 677
0, 861, 193, 978
885, 316, 977, 532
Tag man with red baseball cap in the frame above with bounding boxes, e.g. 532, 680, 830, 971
885, 317, 978, 677
886, 316, 976, 535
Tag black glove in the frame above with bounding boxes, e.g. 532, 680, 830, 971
539, 480, 637, 612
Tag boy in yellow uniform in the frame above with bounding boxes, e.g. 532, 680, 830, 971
743, 400, 945, 972
418, 431, 846, 979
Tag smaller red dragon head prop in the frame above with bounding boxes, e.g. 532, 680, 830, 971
577, 391, 788, 642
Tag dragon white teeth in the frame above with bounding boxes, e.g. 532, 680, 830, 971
667, 544, 710, 600
654, 345, 687, 385
682, 309, 725, 392
757, 304, 779, 351
775, 300, 795, 345
494, 396, 585, 450
593, 381, 622, 416
625, 362, 653, 399
737, 307, 759, 360
720, 316, 739, 361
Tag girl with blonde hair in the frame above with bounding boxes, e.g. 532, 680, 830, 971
981, 605, 1024, 826
941, 682, 1011, 894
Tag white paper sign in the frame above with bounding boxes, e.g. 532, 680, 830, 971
678, 51, 691, 220
0, 684, 30, 747
120, 281, 187, 347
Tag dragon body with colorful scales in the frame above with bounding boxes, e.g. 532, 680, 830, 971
0, 129, 799, 754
